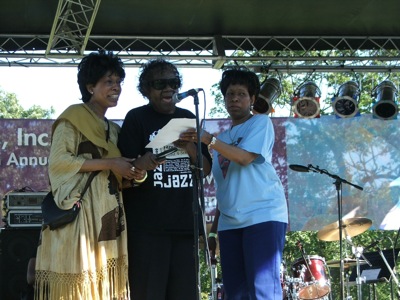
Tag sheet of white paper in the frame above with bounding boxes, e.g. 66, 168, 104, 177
146, 118, 197, 148
361, 268, 381, 281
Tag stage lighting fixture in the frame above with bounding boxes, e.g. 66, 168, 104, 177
292, 81, 321, 118
332, 81, 360, 118
253, 77, 282, 114
372, 80, 399, 120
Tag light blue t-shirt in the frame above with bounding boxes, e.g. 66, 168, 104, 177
212, 114, 288, 231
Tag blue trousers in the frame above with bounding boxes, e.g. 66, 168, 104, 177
218, 221, 287, 300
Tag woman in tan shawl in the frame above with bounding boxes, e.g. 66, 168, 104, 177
35, 51, 146, 300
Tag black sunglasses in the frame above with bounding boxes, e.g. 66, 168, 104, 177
150, 78, 181, 90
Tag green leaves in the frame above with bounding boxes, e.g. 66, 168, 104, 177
0, 88, 54, 119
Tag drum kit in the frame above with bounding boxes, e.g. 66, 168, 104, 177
281, 217, 373, 300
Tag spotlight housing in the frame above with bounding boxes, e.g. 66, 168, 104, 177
332, 81, 360, 118
292, 81, 321, 118
372, 80, 399, 120
253, 77, 282, 114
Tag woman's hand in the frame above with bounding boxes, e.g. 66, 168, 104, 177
110, 157, 137, 180
130, 165, 147, 182
179, 128, 213, 145
176, 128, 212, 175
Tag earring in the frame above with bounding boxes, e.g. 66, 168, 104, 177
90, 91, 93, 94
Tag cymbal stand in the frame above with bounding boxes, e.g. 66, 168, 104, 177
307, 164, 364, 300
348, 239, 372, 300
344, 269, 352, 300
343, 236, 353, 300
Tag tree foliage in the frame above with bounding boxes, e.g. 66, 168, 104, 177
0, 89, 54, 119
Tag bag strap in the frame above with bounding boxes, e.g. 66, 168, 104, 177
76, 140, 102, 203
77, 170, 100, 203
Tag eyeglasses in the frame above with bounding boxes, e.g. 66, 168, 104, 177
150, 78, 181, 90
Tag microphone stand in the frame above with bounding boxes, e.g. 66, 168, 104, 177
189, 93, 207, 300
307, 164, 363, 300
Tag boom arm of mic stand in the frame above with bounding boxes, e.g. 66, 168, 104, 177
307, 164, 363, 191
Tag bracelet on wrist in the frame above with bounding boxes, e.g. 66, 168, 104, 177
208, 232, 218, 238
134, 171, 148, 183
208, 135, 217, 150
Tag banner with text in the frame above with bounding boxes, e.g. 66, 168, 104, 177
1, 115, 399, 231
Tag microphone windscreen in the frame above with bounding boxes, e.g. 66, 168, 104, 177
172, 93, 180, 103
289, 164, 310, 172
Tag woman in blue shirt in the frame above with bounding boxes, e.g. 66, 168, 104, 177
181, 68, 288, 300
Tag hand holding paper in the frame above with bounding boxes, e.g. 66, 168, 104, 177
146, 118, 197, 149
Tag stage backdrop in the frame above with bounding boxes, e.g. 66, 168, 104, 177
1, 115, 399, 231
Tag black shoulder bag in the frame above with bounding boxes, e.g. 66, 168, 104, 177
41, 172, 97, 230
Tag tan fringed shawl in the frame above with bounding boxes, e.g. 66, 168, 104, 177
35, 104, 130, 300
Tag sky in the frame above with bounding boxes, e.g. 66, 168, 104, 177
0, 66, 223, 120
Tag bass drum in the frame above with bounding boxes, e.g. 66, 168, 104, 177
292, 255, 330, 299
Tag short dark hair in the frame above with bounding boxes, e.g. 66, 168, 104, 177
77, 50, 125, 102
219, 68, 260, 98
137, 58, 182, 99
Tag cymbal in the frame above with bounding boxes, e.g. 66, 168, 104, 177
326, 258, 367, 268
317, 217, 372, 241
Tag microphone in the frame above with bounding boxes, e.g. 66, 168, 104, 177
364, 237, 384, 252
172, 88, 203, 103
289, 164, 310, 172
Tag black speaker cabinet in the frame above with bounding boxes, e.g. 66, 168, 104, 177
0, 228, 40, 300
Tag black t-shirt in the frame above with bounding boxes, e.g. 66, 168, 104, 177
118, 104, 211, 234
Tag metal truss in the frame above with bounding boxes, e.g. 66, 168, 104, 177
1, 0, 399, 72
1, 34, 400, 73
46, 0, 101, 56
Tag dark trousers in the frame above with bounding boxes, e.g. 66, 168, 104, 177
128, 232, 197, 300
